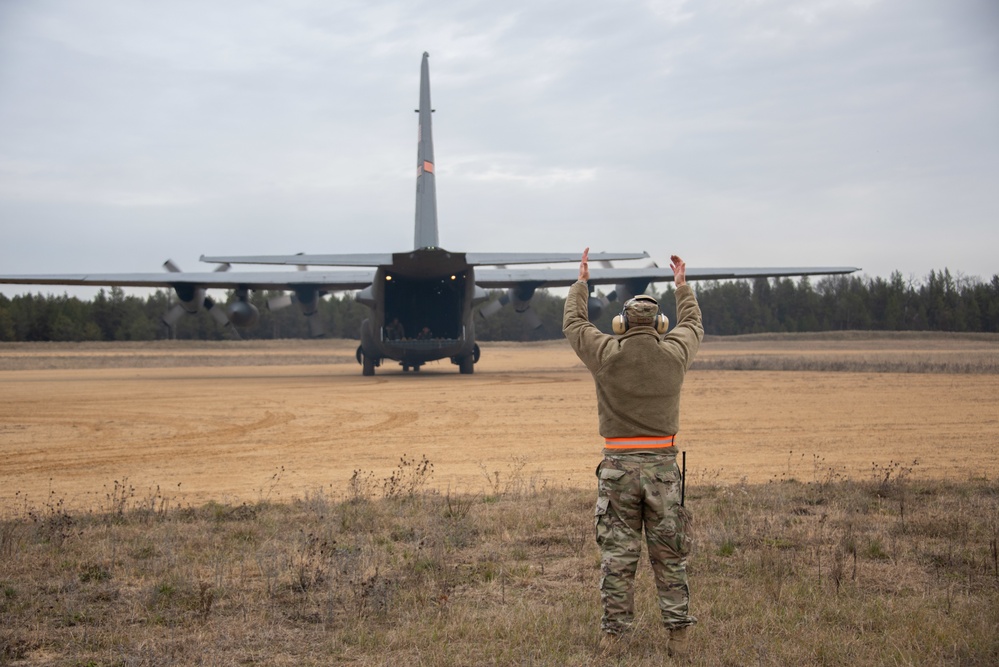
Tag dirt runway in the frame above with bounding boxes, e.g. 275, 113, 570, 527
1, 338, 996, 509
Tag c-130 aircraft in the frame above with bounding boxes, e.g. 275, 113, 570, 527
0, 52, 858, 375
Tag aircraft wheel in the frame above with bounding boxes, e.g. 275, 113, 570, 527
458, 355, 474, 374
362, 353, 376, 376
402, 364, 410, 372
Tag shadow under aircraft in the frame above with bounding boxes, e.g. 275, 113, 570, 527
0, 52, 859, 375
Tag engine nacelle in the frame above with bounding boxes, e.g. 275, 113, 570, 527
510, 284, 537, 312
294, 286, 320, 316
226, 300, 260, 328
173, 284, 207, 314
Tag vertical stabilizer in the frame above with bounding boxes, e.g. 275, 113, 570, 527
414, 52, 439, 250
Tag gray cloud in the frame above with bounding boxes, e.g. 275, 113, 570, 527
1, 0, 996, 298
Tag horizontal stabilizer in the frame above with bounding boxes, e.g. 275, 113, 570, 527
199, 251, 648, 268
200, 253, 393, 267
465, 252, 648, 266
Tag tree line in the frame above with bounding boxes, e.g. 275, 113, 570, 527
0, 269, 996, 342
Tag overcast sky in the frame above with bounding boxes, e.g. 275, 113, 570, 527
1, 0, 997, 298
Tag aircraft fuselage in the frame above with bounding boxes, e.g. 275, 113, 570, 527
357, 248, 482, 373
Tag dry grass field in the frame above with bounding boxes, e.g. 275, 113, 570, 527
1, 333, 997, 508
1, 334, 997, 666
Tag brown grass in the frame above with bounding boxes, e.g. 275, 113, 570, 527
1, 468, 996, 666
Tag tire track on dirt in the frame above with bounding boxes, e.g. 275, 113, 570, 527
6, 411, 301, 477
338, 410, 420, 434
152, 410, 297, 446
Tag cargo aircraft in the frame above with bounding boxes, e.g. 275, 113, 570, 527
0, 53, 859, 375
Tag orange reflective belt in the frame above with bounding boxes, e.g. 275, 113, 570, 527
604, 435, 676, 449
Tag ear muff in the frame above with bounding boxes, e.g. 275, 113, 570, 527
613, 296, 670, 335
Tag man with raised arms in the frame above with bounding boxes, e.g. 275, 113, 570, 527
563, 248, 703, 658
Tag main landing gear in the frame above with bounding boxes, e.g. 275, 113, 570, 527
356, 346, 379, 376
452, 344, 480, 375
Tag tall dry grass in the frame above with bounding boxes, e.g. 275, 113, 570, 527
1, 459, 997, 666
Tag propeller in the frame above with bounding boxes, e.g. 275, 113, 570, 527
516, 303, 543, 330
265, 288, 327, 338
478, 286, 543, 330
267, 293, 294, 311
205, 296, 241, 339
162, 303, 187, 328
306, 313, 326, 338
478, 293, 507, 318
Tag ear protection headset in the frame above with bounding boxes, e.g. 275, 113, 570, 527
612, 295, 669, 335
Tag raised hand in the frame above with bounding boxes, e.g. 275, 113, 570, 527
670, 255, 686, 287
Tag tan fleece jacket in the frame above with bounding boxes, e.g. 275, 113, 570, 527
562, 281, 703, 447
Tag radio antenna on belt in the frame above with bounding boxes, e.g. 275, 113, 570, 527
681, 450, 686, 507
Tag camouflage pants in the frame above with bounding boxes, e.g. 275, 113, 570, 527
595, 450, 695, 634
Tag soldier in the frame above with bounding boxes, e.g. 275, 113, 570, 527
562, 248, 703, 658
385, 317, 406, 340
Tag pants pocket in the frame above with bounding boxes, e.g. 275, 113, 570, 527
595, 496, 609, 517
677, 505, 694, 557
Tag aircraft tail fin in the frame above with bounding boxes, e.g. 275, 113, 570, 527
414, 52, 439, 250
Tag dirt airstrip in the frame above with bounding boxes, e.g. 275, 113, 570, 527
1, 335, 997, 509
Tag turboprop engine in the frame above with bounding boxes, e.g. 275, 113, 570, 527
266, 285, 325, 337
161, 259, 245, 336
478, 283, 543, 329
170, 284, 207, 316
509, 284, 536, 314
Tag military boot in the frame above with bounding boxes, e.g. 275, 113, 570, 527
667, 626, 691, 661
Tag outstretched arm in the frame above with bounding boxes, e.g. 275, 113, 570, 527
665, 254, 702, 368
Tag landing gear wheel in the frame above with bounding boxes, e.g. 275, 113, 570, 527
402, 364, 410, 372
458, 355, 474, 374
362, 353, 376, 376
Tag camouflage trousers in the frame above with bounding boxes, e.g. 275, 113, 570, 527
595, 450, 696, 634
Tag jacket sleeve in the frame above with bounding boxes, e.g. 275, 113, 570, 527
562, 280, 614, 373
663, 284, 704, 369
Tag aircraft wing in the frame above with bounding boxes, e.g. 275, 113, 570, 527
0, 270, 376, 291
199, 251, 649, 267
684, 267, 862, 280
476, 266, 861, 289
